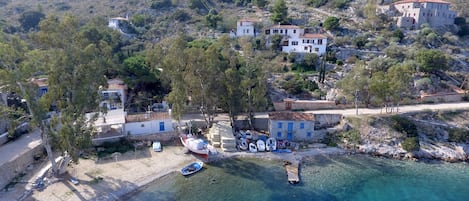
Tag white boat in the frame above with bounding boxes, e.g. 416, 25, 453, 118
180, 161, 204, 176
266, 137, 277, 151
249, 143, 258, 153
180, 134, 210, 157
245, 130, 252, 139
256, 140, 266, 152
239, 138, 248, 151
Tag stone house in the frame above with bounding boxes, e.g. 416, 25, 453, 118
268, 112, 315, 142
391, 0, 457, 28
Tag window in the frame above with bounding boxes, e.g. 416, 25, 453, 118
307, 132, 312, 137
277, 132, 282, 138
246, 29, 249, 33
159, 122, 165, 131
273, 29, 278, 33
318, 39, 323, 45
302, 39, 305, 43
278, 122, 283, 128
292, 41, 298, 45
293, 30, 296, 34
304, 47, 308, 50
315, 48, 319, 52
280, 30, 283, 34
300, 123, 304, 129
307, 40, 310, 43
285, 30, 288, 34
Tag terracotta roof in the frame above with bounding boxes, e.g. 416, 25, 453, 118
107, 79, 127, 90
269, 112, 315, 121
394, 0, 451, 5
301, 33, 327, 39
31, 78, 48, 87
126, 112, 171, 123
269, 25, 301, 29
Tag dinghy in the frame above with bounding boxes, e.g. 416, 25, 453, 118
180, 161, 204, 176
238, 138, 248, 151
266, 137, 277, 151
249, 143, 258, 153
256, 139, 266, 152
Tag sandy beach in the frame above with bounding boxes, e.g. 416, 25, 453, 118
1, 145, 345, 201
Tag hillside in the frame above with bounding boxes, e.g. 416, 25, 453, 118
340, 110, 469, 162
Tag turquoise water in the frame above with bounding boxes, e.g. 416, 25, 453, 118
126, 154, 469, 201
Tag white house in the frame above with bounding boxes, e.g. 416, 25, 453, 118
124, 110, 174, 135
268, 112, 315, 142
100, 79, 127, 111
392, 0, 457, 28
265, 25, 327, 55
231, 19, 259, 38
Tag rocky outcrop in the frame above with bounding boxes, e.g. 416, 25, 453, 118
340, 113, 469, 162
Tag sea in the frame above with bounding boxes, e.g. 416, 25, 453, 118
126, 154, 469, 201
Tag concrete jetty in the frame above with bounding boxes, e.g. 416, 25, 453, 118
284, 160, 300, 184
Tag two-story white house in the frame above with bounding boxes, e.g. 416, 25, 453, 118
231, 19, 259, 37
392, 0, 457, 28
265, 25, 327, 55
100, 78, 127, 111
268, 112, 315, 142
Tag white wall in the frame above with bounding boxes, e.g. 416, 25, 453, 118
125, 119, 174, 135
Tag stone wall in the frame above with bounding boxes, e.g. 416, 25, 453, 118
273, 100, 339, 111
127, 131, 178, 142
0, 142, 43, 190
420, 92, 464, 103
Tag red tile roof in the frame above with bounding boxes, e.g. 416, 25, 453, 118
394, 0, 451, 5
269, 112, 315, 121
301, 33, 327, 39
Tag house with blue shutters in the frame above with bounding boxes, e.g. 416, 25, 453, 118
268, 112, 315, 142
124, 102, 174, 135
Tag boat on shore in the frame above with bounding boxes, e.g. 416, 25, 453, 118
180, 134, 216, 158
249, 143, 258, 153
266, 138, 277, 151
238, 138, 248, 151
257, 140, 266, 152
180, 161, 204, 176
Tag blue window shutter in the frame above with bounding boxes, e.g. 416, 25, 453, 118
307, 132, 312, 137
278, 122, 282, 128
300, 123, 304, 129
159, 122, 165, 131
277, 131, 282, 138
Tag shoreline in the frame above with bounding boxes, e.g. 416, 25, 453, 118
15, 146, 344, 201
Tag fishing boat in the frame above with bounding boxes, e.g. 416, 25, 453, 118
256, 139, 266, 152
249, 143, 258, 153
180, 161, 204, 176
180, 134, 215, 158
266, 137, 277, 151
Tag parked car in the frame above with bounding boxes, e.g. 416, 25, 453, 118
152, 141, 162, 152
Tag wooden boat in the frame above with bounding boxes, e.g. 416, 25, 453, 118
249, 143, 258, 153
180, 134, 211, 157
180, 161, 204, 176
266, 137, 277, 151
238, 138, 248, 151
256, 139, 266, 152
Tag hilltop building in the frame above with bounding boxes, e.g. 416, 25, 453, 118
391, 0, 457, 28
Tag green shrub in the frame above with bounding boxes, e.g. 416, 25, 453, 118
402, 137, 419, 152
151, 0, 172, 9
340, 129, 361, 144
306, 0, 328, 8
389, 115, 418, 137
448, 128, 469, 143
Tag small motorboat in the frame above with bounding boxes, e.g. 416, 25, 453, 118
239, 138, 248, 151
180, 134, 214, 158
249, 143, 258, 153
256, 139, 266, 152
181, 161, 204, 176
266, 137, 277, 151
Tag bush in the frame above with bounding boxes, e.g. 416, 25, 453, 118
97, 139, 134, 158
340, 129, 361, 144
19, 10, 45, 31
402, 137, 419, 152
448, 128, 469, 142
172, 9, 191, 22
306, 0, 328, 8
389, 115, 418, 137
323, 16, 340, 31
151, 0, 172, 9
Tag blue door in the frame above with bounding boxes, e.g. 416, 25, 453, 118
287, 122, 293, 140
159, 122, 165, 131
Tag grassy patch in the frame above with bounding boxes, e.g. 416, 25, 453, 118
402, 137, 420, 152
448, 128, 469, 143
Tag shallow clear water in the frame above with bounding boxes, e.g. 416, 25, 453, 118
126, 154, 469, 201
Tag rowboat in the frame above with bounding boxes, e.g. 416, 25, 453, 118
181, 161, 204, 176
